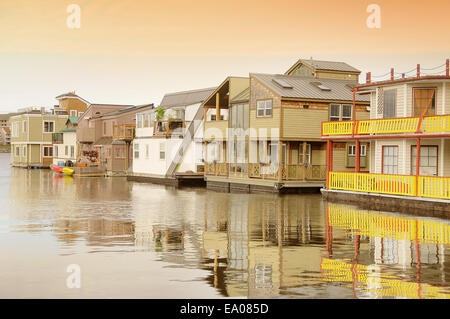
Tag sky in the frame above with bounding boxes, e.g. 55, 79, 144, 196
1, 0, 449, 112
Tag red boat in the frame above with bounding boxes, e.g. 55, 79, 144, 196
51, 165, 63, 174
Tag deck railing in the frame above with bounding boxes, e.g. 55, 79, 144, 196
322, 114, 450, 137
329, 171, 450, 200
113, 124, 135, 139
329, 172, 416, 196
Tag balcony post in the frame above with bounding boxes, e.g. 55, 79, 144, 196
215, 93, 220, 121
415, 137, 421, 196
417, 64, 421, 78
447, 59, 449, 77
390, 68, 394, 80
352, 89, 357, 138
355, 139, 360, 173
302, 141, 307, 181
326, 140, 333, 189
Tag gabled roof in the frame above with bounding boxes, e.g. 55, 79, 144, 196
67, 116, 78, 125
97, 104, 154, 118
230, 87, 250, 104
55, 92, 91, 105
286, 59, 361, 75
251, 73, 369, 102
159, 87, 216, 109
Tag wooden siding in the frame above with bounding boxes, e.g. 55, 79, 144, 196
249, 76, 281, 110
204, 120, 228, 141
249, 108, 280, 140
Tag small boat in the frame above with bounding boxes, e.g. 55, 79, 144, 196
62, 167, 74, 176
51, 165, 63, 174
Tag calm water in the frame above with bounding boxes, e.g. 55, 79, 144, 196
1, 152, 450, 299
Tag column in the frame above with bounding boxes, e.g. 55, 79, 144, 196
302, 141, 307, 181
215, 93, 220, 121
355, 139, 360, 173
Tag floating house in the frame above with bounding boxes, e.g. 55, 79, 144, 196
321, 60, 450, 212
77, 103, 154, 175
203, 59, 370, 193
129, 87, 215, 186
52, 116, 78, 166
10, 92, 88, 168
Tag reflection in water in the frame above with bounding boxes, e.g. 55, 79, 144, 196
2, 152, 450, 298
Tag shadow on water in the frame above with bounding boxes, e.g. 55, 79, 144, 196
2, 153, 450, 298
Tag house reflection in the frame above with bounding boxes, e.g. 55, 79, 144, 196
323, 203, 450, 299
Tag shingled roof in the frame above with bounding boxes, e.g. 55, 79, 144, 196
159, 87, 216, 109
252, 73, 369, 102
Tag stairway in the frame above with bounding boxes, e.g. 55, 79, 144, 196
165, 105, 203, 176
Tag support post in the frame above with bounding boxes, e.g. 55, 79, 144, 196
415, 138, 421, 196
391, 68, 394, 80
326, 140, 333, 189
355, 139, 360, 173
417, 64, 421, 78
278, 141, 283, 183
215, 93, 220, 121
302, 141, 307, 181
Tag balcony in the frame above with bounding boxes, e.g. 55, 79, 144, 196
153, 120, 184, 137
113, 124, 135, 140
328, 171, 450, 199
204, 120, 228, 141
322, 114, 450, 138
52, 132, 63, 144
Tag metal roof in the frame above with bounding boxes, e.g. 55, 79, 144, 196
251, 73, 369, 102
230, 87, 250, 103
287, 59, 361, 74
159, 87, 216, 109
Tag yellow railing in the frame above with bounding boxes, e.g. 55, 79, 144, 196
358, 117, 419, 134
422, 115, 450, 133
418, 176, 450, 199
329, 172, 416, 196
322, 114, 450, 137
327, 203, 450, 245
322, 121, 354, 136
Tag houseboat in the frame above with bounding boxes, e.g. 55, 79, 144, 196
321, 59, 450, 213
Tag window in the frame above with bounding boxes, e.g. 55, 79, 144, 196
137, 114, 144, 128
65, 145, 69, 156
330, 104, 352, 121
22, 120, 27, 133
256, 100, 272, 117
70, 110, 77, 117
43, 121, 54, 133
159, 142, 165, 160
211, 114, 224, 121
411, 145, 438, 176
382, 146, 398, 174
54, 145, 58, 157
348, 144, 367, 157
134, 143, 139, 159
383, 90, 397, 118
70, 146, 75, 158
43, 146, 53, 157
12, 122, 19, 137
115, 147, 121, 159
23, 146, 26, 158
413, 88, 436, 116
88, 120, 94, 128
15, 146, 20, 156
299, 143, 311, 165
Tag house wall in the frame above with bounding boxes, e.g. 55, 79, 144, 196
53, 132, 77, 165
372, 138, 448, 176
58, 98, 88, 116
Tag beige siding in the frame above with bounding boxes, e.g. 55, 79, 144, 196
249, 77, 281, 110
444, 139, 450, 177
249, 109, 280, 140
204, 120, 228, 141
332, 142, 370, 172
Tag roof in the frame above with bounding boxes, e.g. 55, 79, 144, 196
55, 92, 91, 104
97, 104, 154, 118
230, 87, 250, 104
94, 136, 113, 146
67, 116, 78, 125
61, 128, 77, 132
251, 73, 370, 102
286, 59, 361, 74
159, 87, 216, 109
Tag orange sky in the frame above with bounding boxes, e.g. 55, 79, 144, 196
1, 0, 449, 111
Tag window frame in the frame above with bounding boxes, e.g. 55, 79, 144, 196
411, 145, 438, 176
383, 89, 397, 119
256, 99, 273, 118
43, 145, 53, 157
134, 143, 139, 159
382, 145, 399, 175
412, 87, 437, 117
329, 103, 353, 121
43, 120, 55, 133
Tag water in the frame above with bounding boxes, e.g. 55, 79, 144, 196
1, 152, 450, 299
